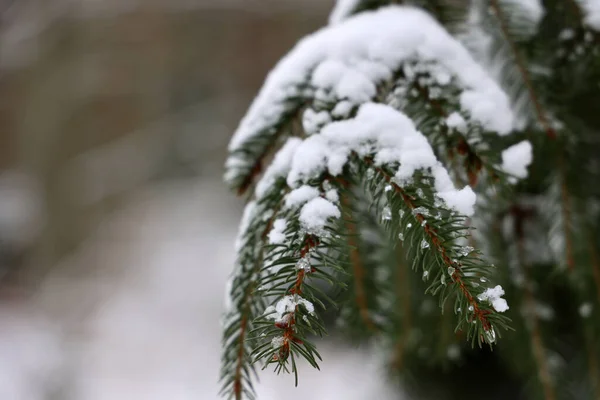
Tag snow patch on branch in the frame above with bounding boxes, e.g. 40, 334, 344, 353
478, 285, 509, 312
446, 112, 467, 133
501, 140, 533, 180
300, 197, 341, 236
268, 219, 288, 244
285, 185, 321, 209
287, 103, 477, 216
303, 109, 332, 135
264, 295, 316, 323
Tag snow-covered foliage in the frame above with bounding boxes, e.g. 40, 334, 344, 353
286, 103, 477, 216
225, 6, 517, 190
221, 4, 535, 399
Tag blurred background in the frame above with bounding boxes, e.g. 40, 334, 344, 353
0, 1, 404, 399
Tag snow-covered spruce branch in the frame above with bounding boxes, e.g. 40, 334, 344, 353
385, 59, 523, 187
220, 146, 298, 399
221, 5, 532, 399
224, 5, 519, 195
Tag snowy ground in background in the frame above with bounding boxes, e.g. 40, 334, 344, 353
0, 179, 402, 400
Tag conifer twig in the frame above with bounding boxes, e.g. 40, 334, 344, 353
367, 160, 494, 333
411, 82, 487, 185
229, 193, 287, 399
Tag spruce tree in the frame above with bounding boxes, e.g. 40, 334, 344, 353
220, 1, 600, 399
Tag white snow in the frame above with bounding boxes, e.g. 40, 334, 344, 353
0, 307, 63, 400
268, 218, 288, 244
580, 0, 600, 30
332, 101, 354, 118
445, 112, 467, 133
325, 189, 340, 203
501, 140, 533, 180
271, 336, 285, 349
265, 295, 316, 323
286, 103, 477, 216
285, 185, 321, 209
477, 285, 509, 313
299, 197, 341, 235
328, 0, 361, 25
227, 6, 515, 175
255, 138, 302, 198
303, 109, 332, 135
437, 186, 477, 217
333, 69, 377, 103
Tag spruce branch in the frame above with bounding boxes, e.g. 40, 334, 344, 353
227, 103, 307, 195
221, 6, 524, 397
220, 177, 291, 399
389, 66, 510, 187
363, 159, 505, 342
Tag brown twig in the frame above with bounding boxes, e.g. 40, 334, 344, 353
275, 235, 319, 362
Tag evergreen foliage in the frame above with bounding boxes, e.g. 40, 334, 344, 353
221, 1, 600, 399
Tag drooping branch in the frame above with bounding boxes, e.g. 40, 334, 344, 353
365, 159, 495, 334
